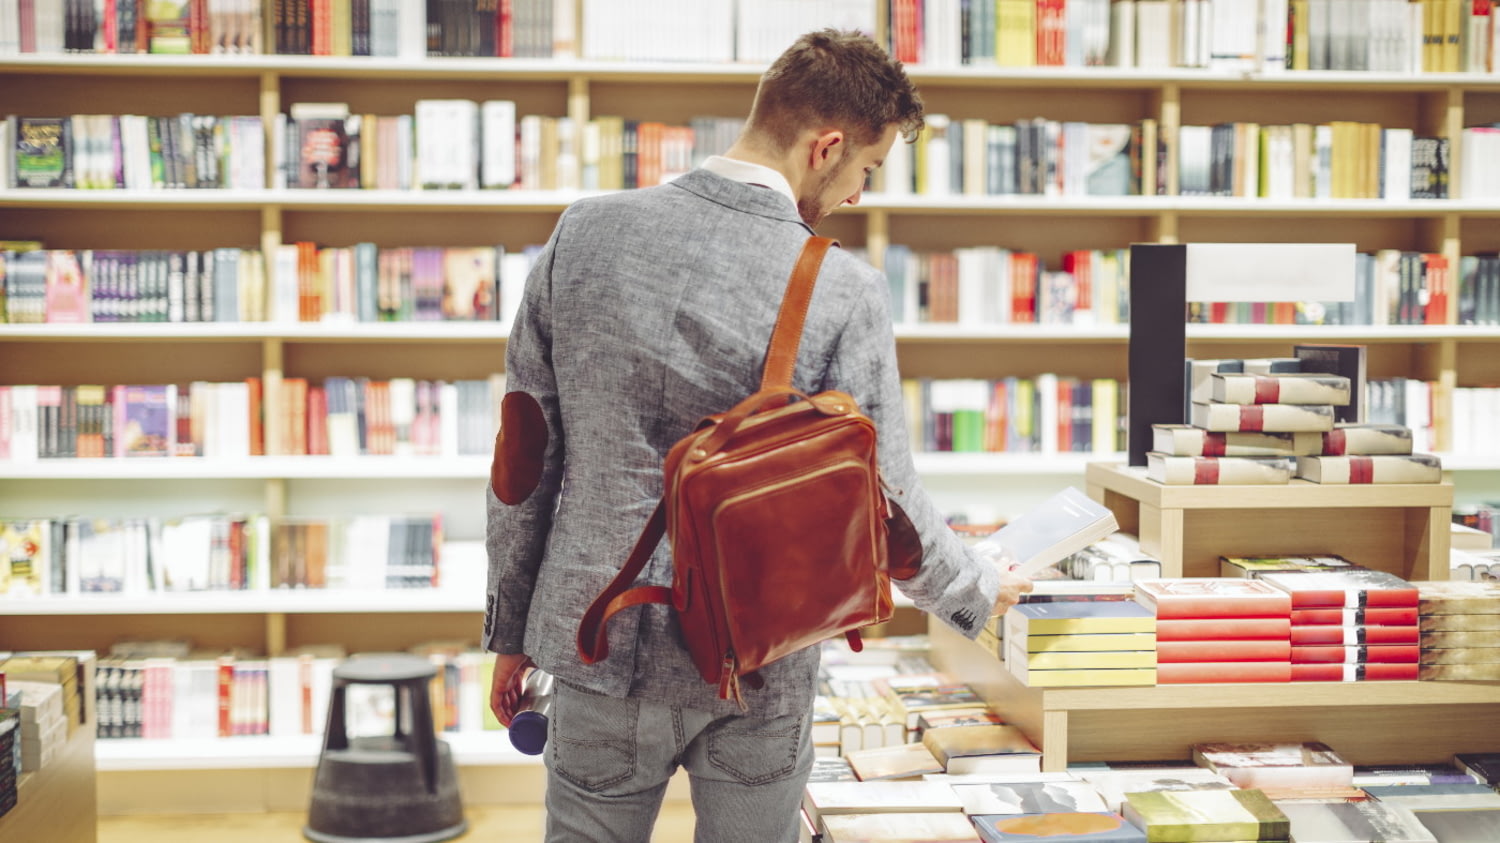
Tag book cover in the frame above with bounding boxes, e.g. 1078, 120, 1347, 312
873, 674, 986, 731
1151, 424, 1321, 457
1134, 578, 1294, 619
1190, 400, 1335, 432
1145, 453, 1295, 485
1121, 789, 1290, 842
1275, 799, 1437, 843
1291, 624, 1419, 645
974, 486, 1119, 578
1193, 741, 1354, 789
820, 811, 982, 842
1292, 606, 1419, 625
972, 811, 1146, 842
14, 117, 72, 188
1290, 644, 1420, 663
1406, 808, 1500, 841
1321, 423, 1414, 456
1296, 454, 1443, 484
114, 384, 176, 458
1294, 343, 1368, 423
844, 741, 945, 782
953, 780, 1109, 815
1156, 639, 1292, 662
1291, 662, 1419, 681
1363, 783, 1500, 809
1155, 617, 1291, 641
0, 520, 51, 597
1005, 601, 1156, 635
1155, 660, 1293, 683
1220, 555, 1357, 578
921, 724, 1042, 776
1209, 372, 1351, 406
803, 780, 965, 829
1353, 763, 1479, 786
1078, 767, 1236, 813
918, 707, 1007, 735
1417, 581, 1500, 614
1257, 570, 1420, 609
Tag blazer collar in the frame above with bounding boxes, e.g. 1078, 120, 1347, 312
670, 169, 815, 235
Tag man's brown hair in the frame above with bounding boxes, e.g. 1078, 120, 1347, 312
747, 29, 925, 152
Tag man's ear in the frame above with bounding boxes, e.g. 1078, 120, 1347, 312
808, 129, 844, 171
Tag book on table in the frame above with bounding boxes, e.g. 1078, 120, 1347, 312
920, 723, 1042, 776
1192, 741, 1354, 790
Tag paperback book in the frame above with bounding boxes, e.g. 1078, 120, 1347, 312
1274, 799, 1437, 843
802, 780, 965, 830
974, 487, 1119, 578
1192, 741, 1354, 789
920, 723, 1042, 776
971, 811, 1147, 842
1077, 766, 1236, 813
1004, 601, 1157, 636
820, 811, 983, 842
952, 780, 1110, 815
1121, 788, 1291, 843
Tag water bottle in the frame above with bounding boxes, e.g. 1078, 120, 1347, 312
508, 667, 554, 756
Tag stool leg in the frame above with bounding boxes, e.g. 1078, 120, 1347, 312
322, 681, 348, 752
406, 680, 440, 795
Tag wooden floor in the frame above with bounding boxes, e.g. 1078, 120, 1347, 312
98, 802, 700, 843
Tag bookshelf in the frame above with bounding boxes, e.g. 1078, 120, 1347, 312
4, 39, 1500, 809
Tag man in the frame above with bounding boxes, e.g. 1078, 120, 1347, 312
484, 29, 1032, 842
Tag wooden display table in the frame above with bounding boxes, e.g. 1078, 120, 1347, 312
0, 694, 97, 843
931, 620, 1500, 773
1083, 462, 1453, 580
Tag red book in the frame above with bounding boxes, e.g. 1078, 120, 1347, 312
1290, 606, 1419, 626
1156, 617, 1292, 641
1135, 578, 1293, 620
1156, 661, 1293, 684
1156, 639, 1292, 662
1291, 662, 1419, 681
1290, 625, 1419, 645
217, 656, 235, 737
1258, 570, 1419, 609
1290, 644, 1420, 664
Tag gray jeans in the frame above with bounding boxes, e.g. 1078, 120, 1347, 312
543, 680, 813, 843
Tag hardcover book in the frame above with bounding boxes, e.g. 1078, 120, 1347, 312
1121, 788, 1291, 842
1292, 606, 1419, 626
1155, 617, 1291, 641
1145, 453, 1294, 485
1291, 624, 1419, 645
1134, 578, 1294, 619
1294, 343, 1368, 423
1290, 644, 1420, 663
1007, 631, 1157, 653
1417, 581, 1500, 614
1421, 613, 1500, 631
1155, 639, 1292, 662
820, 811, 982, 842
1296, 454, 1443, 484
1275, 799, 1437, 843
1193, 741, 1354, 790
1290, 662, 1419, 681
1453, 752, 1500, 787
1209, 372, 1351, 406
1155, 660, 1293, 683
1320, 423, 1414, 456
1220, 555, 1358, 578
971, 811, 1147, 842
1257, 570, 1420, 609
952, 780, 1109, 815
1190, 400, 1335, 432
1417, 646, 1500, 665
1151, 424, 1322, 457
920, 723, 1042, 776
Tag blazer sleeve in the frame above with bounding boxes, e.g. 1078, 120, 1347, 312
483, 229, 566, 655
827, 271, 1001, 640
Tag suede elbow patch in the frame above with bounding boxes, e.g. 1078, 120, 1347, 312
491, 391, 548, 505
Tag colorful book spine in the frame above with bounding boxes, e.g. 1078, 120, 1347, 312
1145, 453, 1294, 485
1296, 454, 1442, 484
1191, 401, 1335, 432
1210, 372, 1351, 405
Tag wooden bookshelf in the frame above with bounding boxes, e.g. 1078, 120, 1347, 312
3, 43, 1500, 803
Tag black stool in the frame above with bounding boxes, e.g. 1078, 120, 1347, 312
304, 653, 466, 843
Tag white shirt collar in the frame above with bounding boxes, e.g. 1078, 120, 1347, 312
700, 155, 798, 212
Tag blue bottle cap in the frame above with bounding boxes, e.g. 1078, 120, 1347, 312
509, 710, 548, 755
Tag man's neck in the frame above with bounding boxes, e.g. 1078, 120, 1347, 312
723, 142, 804, 194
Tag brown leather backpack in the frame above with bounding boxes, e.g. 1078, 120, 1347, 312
577, 236, 918, 707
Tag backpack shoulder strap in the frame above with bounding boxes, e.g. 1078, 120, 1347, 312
576, 502, 674, 665
758, 236, 838, 393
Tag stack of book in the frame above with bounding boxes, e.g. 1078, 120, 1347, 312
5, 681, 67, 774
1416, 581, 1500, 682
1256, 570, 1422, 681
1134, 579, 1294, 684
1295, 424, 1442, 484
1001, 602, 1157, 687
1221, 556, 1421, 682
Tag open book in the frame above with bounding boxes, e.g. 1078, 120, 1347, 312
974, 487, 1119, 578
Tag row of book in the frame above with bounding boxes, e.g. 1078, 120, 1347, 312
903, 376, 1124, 456
0, 376, 507, 461
2, 113, 265, 191
0, 514, 444, 596
0, 244, 541, 325
8, 0, 1500, 75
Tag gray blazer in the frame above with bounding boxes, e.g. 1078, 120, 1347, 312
484, 168, 1000, 718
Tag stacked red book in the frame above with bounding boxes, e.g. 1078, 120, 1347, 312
1257, 569, 1421, 681
1134, 579, 1293, 684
